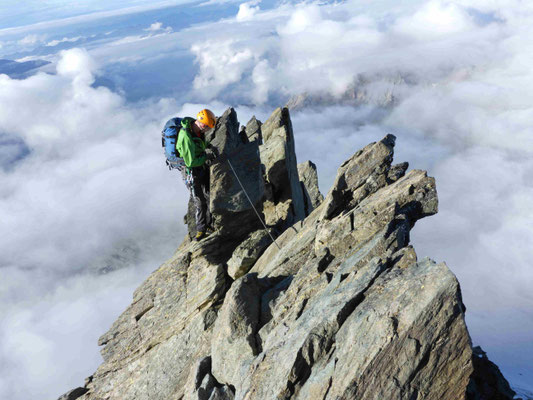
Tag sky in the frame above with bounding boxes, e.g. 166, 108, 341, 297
0, 0, 532, 399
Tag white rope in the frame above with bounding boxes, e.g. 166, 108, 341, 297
226, 158, 281, 250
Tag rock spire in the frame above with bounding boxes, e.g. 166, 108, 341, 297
59, 107, 515, 400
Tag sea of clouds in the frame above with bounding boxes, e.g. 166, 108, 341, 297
1, 0, 532, 398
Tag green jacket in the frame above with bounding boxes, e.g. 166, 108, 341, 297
176, 117, 207, 168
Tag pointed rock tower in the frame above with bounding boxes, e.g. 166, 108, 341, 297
60, 108, 515, 400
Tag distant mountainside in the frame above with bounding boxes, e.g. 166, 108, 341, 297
0, 58, 50, 79
59, 107, 516, 400
285, 75, 403, 110
515, 388, 533, 400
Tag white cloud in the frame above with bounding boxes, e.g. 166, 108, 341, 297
147, 21, 164, 31
106, 23, 174, 48
56, 48, 97, 85
0, 49, 215, 399
0, 260, 170, 399
393, 0, 477, 39
278, 3, 322, 34
183, 1, 512, 105
145, 21, 173, 33
191, 39, 257, 97
17, 34, 45, 45
46, 35, 82, 47
251, 59, 275, 104
236, 0, 261, 21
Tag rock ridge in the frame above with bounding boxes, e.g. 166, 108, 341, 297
59, 107, 515, 400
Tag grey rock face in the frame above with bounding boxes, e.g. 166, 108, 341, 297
259, 107, 306, 228
65, 107, 514, 400
209, 386, 235, 400
81, 246, 229, 400
320, 133, 397, 221
468, 346, 516, 399
183, 356, 237, 400
285, 74, 404, 111
184, 356, 214, 400
211, 274, 261, 392
297, 160, 323, 215
210, 140, 265, 240
388, 161, 409, 184
227, 229, 276, 280
205, 108, 241, 156
57, 387, 88, 400
244, 116, 262, 144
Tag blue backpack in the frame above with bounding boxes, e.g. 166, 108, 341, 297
161, 117, 186, 170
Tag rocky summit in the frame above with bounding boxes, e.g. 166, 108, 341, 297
60, 107, 516, 400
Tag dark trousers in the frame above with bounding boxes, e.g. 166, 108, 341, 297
181, 166, 211, 232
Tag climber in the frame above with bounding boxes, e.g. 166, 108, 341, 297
162, 109, 219, 240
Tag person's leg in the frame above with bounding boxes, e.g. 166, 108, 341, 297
190, 167, 208, 233
203, 167, 212, 229
180, 168, 191, 190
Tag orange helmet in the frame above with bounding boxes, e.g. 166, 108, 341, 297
197, 109, 216, 129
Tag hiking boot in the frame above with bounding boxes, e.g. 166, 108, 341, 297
195, 227, 214, 241
195, 231, 206, 240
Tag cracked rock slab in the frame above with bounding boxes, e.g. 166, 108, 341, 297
211, 274, 261, 392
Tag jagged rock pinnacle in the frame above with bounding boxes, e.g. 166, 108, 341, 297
59, 107, 514, 400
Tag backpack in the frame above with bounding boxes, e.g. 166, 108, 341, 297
161, 117, 186, 170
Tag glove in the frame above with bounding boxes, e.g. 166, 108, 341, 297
217, 152, 227, 163
204, 150, 217, 167
205, 146, 228, 167
206, 143, 220, 157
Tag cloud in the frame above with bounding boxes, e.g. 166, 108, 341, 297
278, 3, 322, 34
17, 34, 45, 45
145, 21, 173, 33
0, 134, 29, 169
46, 35, 82, 47
0, 263, 156, 399
145, 21, 171, 33
180, 0, 521, 108
393, 0, 477, 38
197, 0, 241, 7
191, 39, 257, 97
0, 49, 224, 399
56, 47, 97, 84
107, 23, 174, 48
147, 21, 164, 31
0, 1, 195, 35
236, 0, 261, 21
